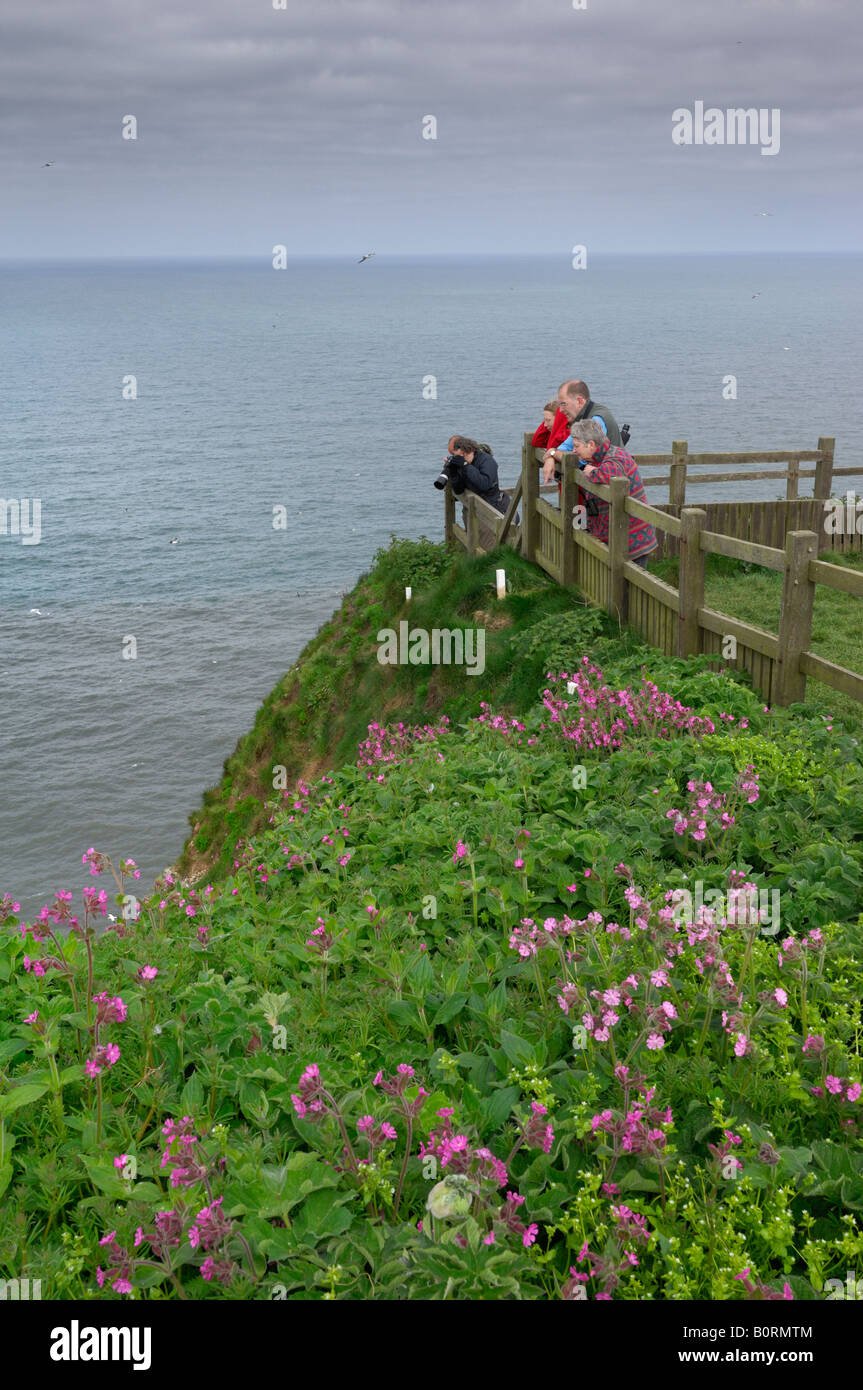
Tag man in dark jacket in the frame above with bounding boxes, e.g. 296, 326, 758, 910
448, 437, 506, 508
448, 436, 511, 549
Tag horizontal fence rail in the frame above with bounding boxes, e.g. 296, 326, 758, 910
443, 431, 863, 709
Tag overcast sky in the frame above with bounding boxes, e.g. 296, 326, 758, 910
2, 0, 861, 258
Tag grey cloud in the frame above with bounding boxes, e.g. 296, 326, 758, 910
1, 0, 861, 255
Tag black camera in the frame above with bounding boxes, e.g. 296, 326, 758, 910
433, 455, 465, 490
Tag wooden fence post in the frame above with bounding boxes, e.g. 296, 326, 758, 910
444, 480, 455, 547
670, 440, 688, 509
522, 432, 540, 563
497, 476, 523, 546
560, 458, 579, 588
786, 456, 800, 501
467, 494, 480, 554
814, 436, 835, 498
607, 476, 629, 621
678, 507, 707, 658
774, 529, 818, 706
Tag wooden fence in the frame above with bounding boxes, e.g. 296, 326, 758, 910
646, 498, 863, 562
608, 435, 863, 559
444, 434, 863, 708
629, 437, 842, 505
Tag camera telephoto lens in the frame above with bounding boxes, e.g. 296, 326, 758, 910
433, 472, 450, 490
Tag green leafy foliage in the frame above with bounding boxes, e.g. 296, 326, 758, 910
3, 544, 863, 1300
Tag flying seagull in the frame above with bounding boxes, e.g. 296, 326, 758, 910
752, 292, 762, 299
43, 162, 54, 167
169, 537, 180, 545
755, 211, 773, 217
357, 251, 375, 264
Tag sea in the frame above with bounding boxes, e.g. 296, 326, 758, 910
1, 253, 861, 913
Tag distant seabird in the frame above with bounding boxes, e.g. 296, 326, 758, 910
755, 212, 773, 217
357, 251, 375, 264
30, 608, 49, 616
169, 537, 180, 544
752, 292, 761, 299
43, 162, 54, 167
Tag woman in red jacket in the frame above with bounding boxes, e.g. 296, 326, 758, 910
531, 402, 559, 450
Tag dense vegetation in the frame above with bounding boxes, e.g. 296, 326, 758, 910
2, 539, 863, 1300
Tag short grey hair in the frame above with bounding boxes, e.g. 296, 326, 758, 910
567, 418, 607, 446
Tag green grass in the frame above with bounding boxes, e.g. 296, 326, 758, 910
176, 539, 632, 884
649, 550, 863, 735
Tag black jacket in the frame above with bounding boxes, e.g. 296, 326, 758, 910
450, 450, 504, 506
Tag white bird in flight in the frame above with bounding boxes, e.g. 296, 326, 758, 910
357, 251, 375, 264
29, 608, 50, 616
755, 211, 773, 217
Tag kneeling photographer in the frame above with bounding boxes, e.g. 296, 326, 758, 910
434, 436, 514, 548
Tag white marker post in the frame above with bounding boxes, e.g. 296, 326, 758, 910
405, 587, 412, 602
496, 568, 506, 600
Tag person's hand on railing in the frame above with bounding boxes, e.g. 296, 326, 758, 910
542, 450, 557, 484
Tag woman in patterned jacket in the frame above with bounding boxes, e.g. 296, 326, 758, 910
563, 418, 657, 566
